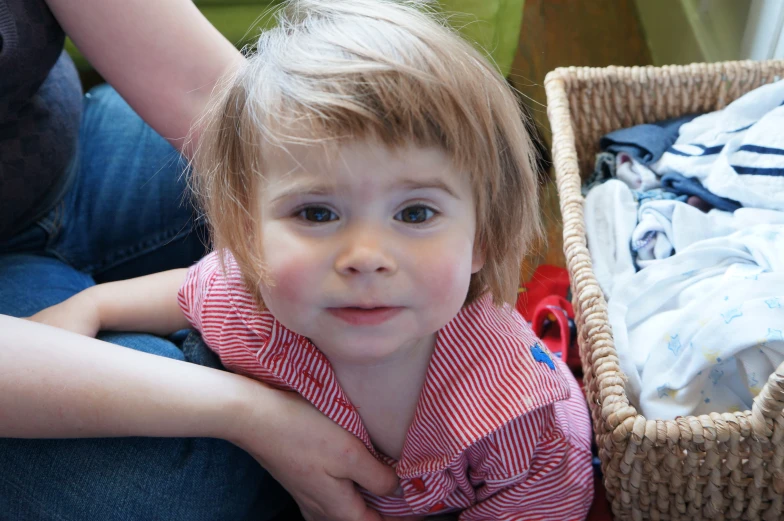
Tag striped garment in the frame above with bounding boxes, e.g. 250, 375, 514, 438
178, 251, 594, 520
652, 79, 784, 211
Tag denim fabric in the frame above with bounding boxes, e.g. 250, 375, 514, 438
1, 84, 209, 281
661, 172, 743, 212
0, 85, 291, 520
599, 113, 698, 164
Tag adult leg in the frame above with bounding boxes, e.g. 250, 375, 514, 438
0, 81, 299, 519
48, 83, 208, 282
0, 254, 291, 521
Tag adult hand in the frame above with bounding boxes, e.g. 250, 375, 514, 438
229, 386, 400, 521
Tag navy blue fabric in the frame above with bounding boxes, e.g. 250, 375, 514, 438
660, 172, 742, 212
600, 114, 698, 164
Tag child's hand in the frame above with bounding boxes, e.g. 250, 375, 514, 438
27, 292, 101, 338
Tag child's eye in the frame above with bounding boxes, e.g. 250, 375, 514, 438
395, 205, 436, 224
298, 206, 338, 223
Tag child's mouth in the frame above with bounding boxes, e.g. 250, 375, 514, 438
327, 306, 403, 326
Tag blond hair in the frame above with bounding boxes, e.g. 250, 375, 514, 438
191, 0, 540, 306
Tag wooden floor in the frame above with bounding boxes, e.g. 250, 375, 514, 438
511, 0, 652, 279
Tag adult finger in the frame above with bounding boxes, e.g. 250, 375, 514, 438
302, 479, 384, 521
338, 444, 399, 497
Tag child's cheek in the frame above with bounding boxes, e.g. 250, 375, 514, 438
417, 250, 474, 304
265, 257, 315, 302
261, 229, 319, 302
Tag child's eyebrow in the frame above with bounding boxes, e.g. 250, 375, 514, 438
268, 181, 336, 204
268, 177, 460, 203
397, 178, 460, 199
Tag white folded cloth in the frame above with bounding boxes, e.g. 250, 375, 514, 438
609, 224, 784, 419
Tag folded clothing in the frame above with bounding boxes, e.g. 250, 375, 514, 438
653, 79, 784, 211
582, 152, 617, 195
599, 114, 697, 164
660, 172, 741, 212
630, 201, 784, 268
610, 224, 784, 420
583, 180, 639, 299
615, 153, 661, 191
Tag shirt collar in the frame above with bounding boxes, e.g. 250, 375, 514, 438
232, 289, 571, 476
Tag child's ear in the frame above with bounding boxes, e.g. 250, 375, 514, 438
471, 244, 486, 274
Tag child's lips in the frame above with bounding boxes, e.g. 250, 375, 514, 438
327, 306, 403, 326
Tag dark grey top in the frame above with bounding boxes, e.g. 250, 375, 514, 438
0, 0, 82, 239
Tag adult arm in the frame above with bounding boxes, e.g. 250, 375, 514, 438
0, 314, 399, 521
45, 0, 244, 155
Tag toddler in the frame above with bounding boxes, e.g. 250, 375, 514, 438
32, 1, 593, 518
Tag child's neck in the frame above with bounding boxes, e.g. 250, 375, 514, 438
328, 333, 437, 460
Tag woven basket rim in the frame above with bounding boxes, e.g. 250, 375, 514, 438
546, 59, 784, 81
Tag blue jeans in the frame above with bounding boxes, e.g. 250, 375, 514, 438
0, 85, 291, 521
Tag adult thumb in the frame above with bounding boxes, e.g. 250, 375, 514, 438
349, 452, 399, 497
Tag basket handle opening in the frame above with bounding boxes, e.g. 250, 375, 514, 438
750, 362, 784, 437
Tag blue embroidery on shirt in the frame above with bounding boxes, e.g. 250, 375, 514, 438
765, 298, 782, 309
530, 344, 555, 370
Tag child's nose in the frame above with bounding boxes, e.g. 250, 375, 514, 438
334, 228, 397, 275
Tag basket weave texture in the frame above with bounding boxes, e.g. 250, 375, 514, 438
544, 60, 784, 521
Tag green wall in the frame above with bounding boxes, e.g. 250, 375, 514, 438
634, 0, 751, 65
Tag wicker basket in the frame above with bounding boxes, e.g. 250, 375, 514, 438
544, 60, 784, 521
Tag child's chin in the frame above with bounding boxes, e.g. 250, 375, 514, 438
330, 338, 409, 364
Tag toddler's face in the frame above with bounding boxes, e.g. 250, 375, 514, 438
256, 139, 483, 366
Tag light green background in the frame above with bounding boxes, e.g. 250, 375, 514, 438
66, 0, 525, 77
633, 0, 750, 65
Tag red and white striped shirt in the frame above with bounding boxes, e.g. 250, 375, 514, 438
178, 252, 594, 520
